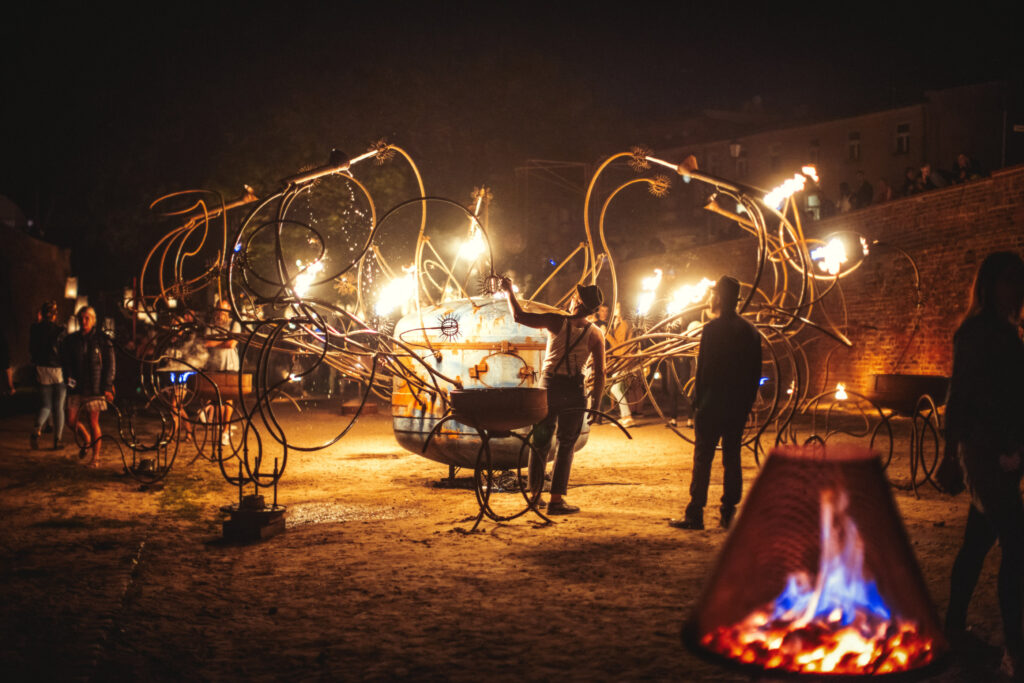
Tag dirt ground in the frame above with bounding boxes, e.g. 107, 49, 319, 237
0, 403, 1011, 681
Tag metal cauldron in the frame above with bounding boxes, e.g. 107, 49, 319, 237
450, 387, 548, 432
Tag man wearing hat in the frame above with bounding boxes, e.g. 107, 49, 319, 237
501, 278, 606, 515
670, 275, 761, 530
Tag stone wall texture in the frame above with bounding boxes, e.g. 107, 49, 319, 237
621, 163, 1024, 395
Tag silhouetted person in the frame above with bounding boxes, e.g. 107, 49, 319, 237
874, 178, 893, 204
902, 166, 921, 196
852, 171, 873, 209
920, 162, 949, 191
30, 300, 66, 450
944, 251, 1024, 677
670, 276, 761, 530
502, 278, 605, 515
953, 153, 983, 184
836, 182, 853, 213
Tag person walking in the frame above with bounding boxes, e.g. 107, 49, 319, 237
30, 301, 66, 449
501, 278, 605, 515
670, 276, 761, 530
62, 307, 116, 466
943, 251, 1024, 678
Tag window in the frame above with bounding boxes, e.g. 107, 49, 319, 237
808, 139, 820, 165
848, 132, 861, 161
895, 123, 910, 154
707, 153, 720, 177
769, 143, 781, 171
735, 153, 749, 179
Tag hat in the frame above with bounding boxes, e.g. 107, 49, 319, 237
711, 275, 741, 301
575, 284, 604, 315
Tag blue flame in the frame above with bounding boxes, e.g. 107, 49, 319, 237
770, 489, 891, 627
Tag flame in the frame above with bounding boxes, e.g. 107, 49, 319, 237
667, 277, 715, 315
701, 489, 936, 674
811, 238, 848, 276
293, 258, 326, 298
457, 224, 487, 262
375, 265, 417, 316
834, 383, 848, 400
637, 268, 663, 316
764, 166, 818, 210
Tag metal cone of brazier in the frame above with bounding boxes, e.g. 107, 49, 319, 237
685, 444, 947, 676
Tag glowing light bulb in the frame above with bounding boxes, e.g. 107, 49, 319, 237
835, 383, 848, 400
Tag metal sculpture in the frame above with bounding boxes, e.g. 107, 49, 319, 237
110, 139, 938, 521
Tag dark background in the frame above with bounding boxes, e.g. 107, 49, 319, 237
3, 1, 1021, 289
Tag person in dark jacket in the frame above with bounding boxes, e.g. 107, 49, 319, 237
61, 306, 116, 466
670, 276, 761, 531
944, 251, 1024, 676
30, 300, 66, 449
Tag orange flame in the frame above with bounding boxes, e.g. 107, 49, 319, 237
700, 489, 937, 674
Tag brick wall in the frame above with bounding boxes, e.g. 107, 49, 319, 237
620, 164, 1024, 394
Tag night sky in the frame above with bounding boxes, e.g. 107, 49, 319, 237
3, 1, 1020, 287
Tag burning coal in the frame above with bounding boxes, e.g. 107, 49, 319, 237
701, 489, 937, 674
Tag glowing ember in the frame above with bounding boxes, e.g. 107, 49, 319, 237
375, 265, 417, 316
834, 383, 848, 400
701, 490, 936, 674
637, 268, 663, 316
667, 277, 715, 315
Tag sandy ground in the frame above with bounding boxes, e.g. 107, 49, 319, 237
0, 402, 1011, 682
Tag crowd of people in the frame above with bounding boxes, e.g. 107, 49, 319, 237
820, 153, 985, 218
28, 304, 115, 465
23, 298, 245, 464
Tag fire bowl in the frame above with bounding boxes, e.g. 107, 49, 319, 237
685, 445, 947, 678
450, 387, 547, 432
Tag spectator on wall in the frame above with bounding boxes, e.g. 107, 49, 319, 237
953, 153, 984, 184
874, 178, 893, 204
919, 162, 950, 192
852, 171, 873, 209
836, 182, 853, 213
902, 167, 921, 196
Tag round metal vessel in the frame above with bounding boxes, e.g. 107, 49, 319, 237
450, 387, 547, 432
391, 298, 589, 469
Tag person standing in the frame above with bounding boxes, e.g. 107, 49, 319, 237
595, 302, 634, 427
670, 276, 761, 530
944, 251, 1024, 677
501, 278, 605, 515
62, 306, 116, 466
204, 298, 242, 445
30, 301, 66, 449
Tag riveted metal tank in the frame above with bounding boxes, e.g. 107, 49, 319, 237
391, 297, 590, 469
